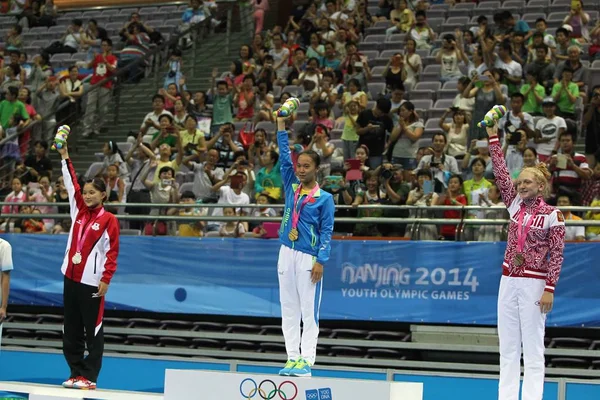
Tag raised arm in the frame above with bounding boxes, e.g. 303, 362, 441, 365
486, 125, 516, 206
58, 144, 85, 220
277, 117, 299, 188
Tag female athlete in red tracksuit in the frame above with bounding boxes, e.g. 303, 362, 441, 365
57, 142, 120, 390
487, 124, 565, 400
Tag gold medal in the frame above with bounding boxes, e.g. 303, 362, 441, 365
513, 252, 524, 266
288, 228, 299, 241
72, 252, 82, 265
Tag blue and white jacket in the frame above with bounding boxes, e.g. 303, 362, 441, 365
277, 130, 335, 265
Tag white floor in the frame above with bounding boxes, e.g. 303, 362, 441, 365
0, 381, 163, 400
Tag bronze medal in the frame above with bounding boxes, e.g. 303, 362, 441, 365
513, 252, 524, 266
288, 228, 299, 241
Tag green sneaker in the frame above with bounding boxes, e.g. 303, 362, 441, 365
278, 359, 297, 376
289, 357, 312, 377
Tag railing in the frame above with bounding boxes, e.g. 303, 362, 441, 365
0, 0, 247, 184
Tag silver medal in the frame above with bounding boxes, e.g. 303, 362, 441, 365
72, 252, 82, 265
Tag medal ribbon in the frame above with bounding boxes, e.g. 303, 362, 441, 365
76, 209, 105, 253
291, 184, 320, 230
516, 202, 539, 253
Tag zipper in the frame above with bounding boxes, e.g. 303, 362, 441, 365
94, 253, 97, 274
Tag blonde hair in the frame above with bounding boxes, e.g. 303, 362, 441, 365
519, 163, 551, 198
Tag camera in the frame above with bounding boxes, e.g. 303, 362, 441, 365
381, 168, 393, 180
430, 162, 440, 168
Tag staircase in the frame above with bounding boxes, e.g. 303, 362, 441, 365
56, 26, 252, 175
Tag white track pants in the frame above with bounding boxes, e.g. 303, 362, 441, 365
498, 276, 547, 400
278, 245, 323, 366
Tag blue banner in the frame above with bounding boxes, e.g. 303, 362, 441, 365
3, 234, 600, 326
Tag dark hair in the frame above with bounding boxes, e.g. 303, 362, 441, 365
181, 191, 196, 200
19, 86, 32, 104
243, 74, 255, 85
158, 166, 175, 176
12, 24, 22, 35
448, 174, 464, 186
477, 15, 488, 24
89, 18, 97, 26
471, 157, 487, 169
415, 10, 426, 18
267, 149, 279, 164
240, 44, 253, 59
559, 129, 576, 142
233, 150, 247, 161
347, 78, 361, 90
7, 64, 20, 77
432, 132, 447, 143
535, 17, 547, 24
400, 101, 418, 123
535, 44, 549, 54
313, 101, 330, 115
7, 86, 19, 98
556, 27, 569, 36
562, 67, 574, 75
524, 147, 538, 157
376, 98, 392, 114
184, 114, 197, 124
84, 178, 107, 202
72, 19, 82, 27
68, 65, 78, 73
102, 38, 113, 47
416, 169, 433, 180
499, 40, 512, 54
510, 92, 525, 102
158, 113, 173, 124
297, 150, 321, 167
34, 140, 48, 150
152, 94, 165, 103
216, 80, 228, 88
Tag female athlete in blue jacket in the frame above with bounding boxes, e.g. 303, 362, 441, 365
275, 114, 335, 377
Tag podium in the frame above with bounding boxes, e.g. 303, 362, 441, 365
0, 381, 163, 400
164, 369, 423, 400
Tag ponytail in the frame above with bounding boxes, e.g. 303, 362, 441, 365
521, 163, 551, 198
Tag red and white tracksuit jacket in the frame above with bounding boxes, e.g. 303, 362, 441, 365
489, 136, 565, 293
61, 159, 119, 287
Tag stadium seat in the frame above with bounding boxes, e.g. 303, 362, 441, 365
159, 337, 191, 347
329, 346, 365, 357
366, 348, 403, 359
447, 3, 476, 17
331, 329, 368, 339
192, 338, 225, 349
259, 342, 287, 353
126, 335, 158, 346
193, 321, 227, 332
84, 162, 104, 180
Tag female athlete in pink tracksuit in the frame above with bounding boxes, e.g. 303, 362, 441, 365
487, 124, 565, 400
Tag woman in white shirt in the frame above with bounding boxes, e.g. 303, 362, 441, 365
439, 108, 468, 159
403, 38, 422, 92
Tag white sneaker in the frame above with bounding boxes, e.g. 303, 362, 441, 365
73, 377, 97, 390
62, 377, 77, 388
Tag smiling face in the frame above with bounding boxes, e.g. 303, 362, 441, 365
516, 170, 543, 200
296, 153, 318, 184
355, 147, 368, 163
523, 148, 537, 167
82, 183, 105, 208
432, 134, 446, 153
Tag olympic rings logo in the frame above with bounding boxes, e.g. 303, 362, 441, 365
239, 378, 298, 400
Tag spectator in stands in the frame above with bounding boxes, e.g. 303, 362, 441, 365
463, 157, 492, 207
180, 0, 212, 47
44, 19, 83, 55
383, 53, 405, 93
405, 169, 439, 240
498, 93, 535, 140
150, 136, 183, 185
414, 133, 461, 193
554, 46, 588, 90
248, 129, 275, 170
183, 148, 223, 202
534, 98, 567, 162
530, 18, 556, 49
255, 149, 282, 200
209, 167, 250, 231
494, 41, 522, 95
345, 56, 371, 94
373, 0, 393, 22
352, 170, 387, 237
5, 24, 22, 51
584, 199, 600, 240
0, 177, 26, 232
57, 65, 83, 128
341, 78, 368, 110
341, 100, 360, 160
27, 54, 52, 91
525, 44, 554, 93
306, 32, 325, 61
141, 165, 179, 235
403, 39, 422, 92
150, 114, 180, 154
437, 33, 468, 83
386, 0, 414, 39
1, 64, 23, 92
584, 86, 600, 166
309, 125, 335, 182
17, 87, 40, 156
206, 123, 242, 168
503, 129, 529, 178
28, 174, 55, 230
102, 141, 129, 180
477, 182, 507, 241
549, 130, 591, 198
188, 90, 213, 122
104, 164, 125, 205
439, 108, 468, 159
82, 19, 108, 62
269, 33, 290, 86
582, 162, 600, 206
551, 68, 579, 120
219, 207, 245, 237
463, 70, 506, 143
467, 47, 488, 80
554, 27, 581, 62
452, 76, 475, 115
180, 115, 206, 157
509, 32, 529, 67
210, 69, 234, 135
590, 21, 600, 61
439, 174, 466, 240
408, 11, 435, 50
234, 75, 256, 121
288, 48, 307, 85
0, 114, 24, 174
556, 193, 585, 241
38, 0, 58, 27
170, 98, 188, 131
35, 76, 59, 141
0, 86, 29, 143
311, 101, 334, 130
140, 95, 173, 140
520, 71, 545, 116
123, 136, 153, 229
357, 98, 393, 168
24, 140, 52, 180
321, 42, 341, 71
462, 138, 494, 180
388, 101, 424, 170
119, 22, 151, 83
167, 191, 206, 237
563, 0, 590, 42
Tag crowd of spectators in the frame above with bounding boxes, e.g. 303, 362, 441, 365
1, 0, 600, 241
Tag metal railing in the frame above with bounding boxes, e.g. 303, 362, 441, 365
0, 0, 247, 184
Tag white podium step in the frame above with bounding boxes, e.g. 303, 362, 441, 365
164, 369, 423, 400
0, 381, 163, 400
